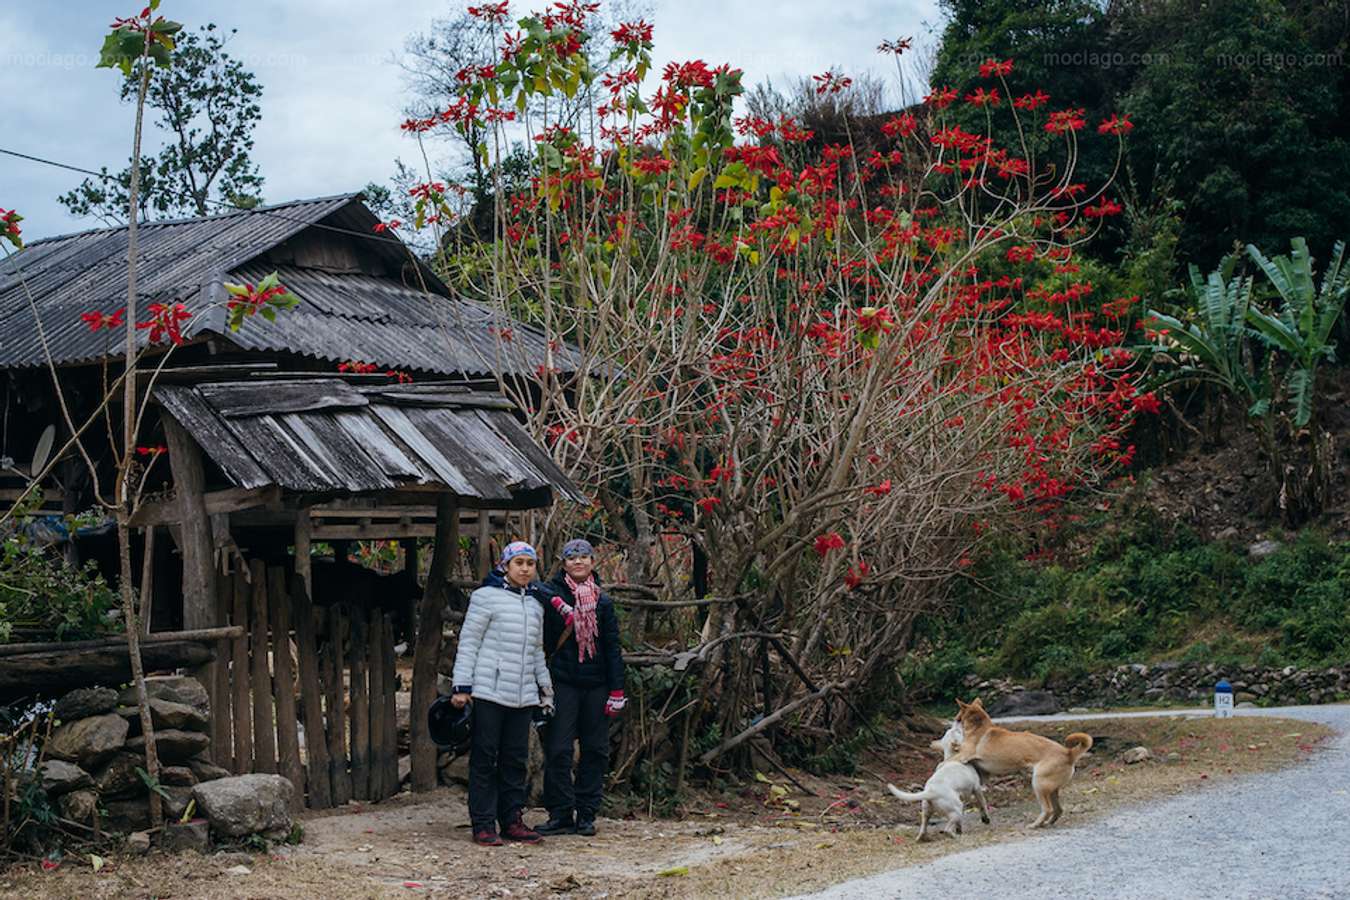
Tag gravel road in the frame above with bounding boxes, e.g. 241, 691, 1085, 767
797, 704, 1350, 900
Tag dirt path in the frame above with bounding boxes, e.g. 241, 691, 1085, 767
800, 704, 1350, 900
2, 712, 1331, 899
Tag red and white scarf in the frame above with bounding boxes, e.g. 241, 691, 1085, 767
563, 573, 600, 662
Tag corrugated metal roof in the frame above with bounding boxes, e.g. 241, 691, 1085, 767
0, 195, 578, 377
155, 378, 586, 505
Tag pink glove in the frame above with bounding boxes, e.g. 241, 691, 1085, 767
550, 596, 575, 627
605, 691, 626, 717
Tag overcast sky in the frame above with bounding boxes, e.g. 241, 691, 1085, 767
1, 0, 940, 243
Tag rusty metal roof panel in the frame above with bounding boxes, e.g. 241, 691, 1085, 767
153, 378, 582, 506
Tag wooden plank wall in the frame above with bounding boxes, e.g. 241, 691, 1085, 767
206, 560, 401, 809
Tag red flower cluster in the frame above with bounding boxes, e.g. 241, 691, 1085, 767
611, 20, 653, 45
338, 361, 378, 374
813, 69, 853, 95
0, 207, 21, 248
135, 445, 167, 457
1045, 108, 1087, 134
979, 58, 1013, 78
1097, 114, 1134, 136
81, 308, 126, 332
877, 37, 913, 55
466, 1, 510, 23
136, 303, 191, 345
813, 532, 846, 556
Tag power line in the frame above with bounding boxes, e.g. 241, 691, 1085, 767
0, 145, 417, 250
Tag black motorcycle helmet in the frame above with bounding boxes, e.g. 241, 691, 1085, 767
427, 695, 472, 750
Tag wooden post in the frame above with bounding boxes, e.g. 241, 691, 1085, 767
162, 418, 216, 631
212, 572, 234, 772
291, 570, 331, 809
294, 508, 313, 598
163, 418, 220, 722
348, 607, 371, 801
324, 605, 353, 805
476, 514, 490, 579
366, 606, 386, 801
249, 559, 278, 774
138, 526, 156, 636
268, 566, 304, 811
410, 494, 457, 792
230, 568, 253, 773
380, 611, 399, 798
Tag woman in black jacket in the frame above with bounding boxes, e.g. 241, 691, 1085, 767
533, 539, 625, 836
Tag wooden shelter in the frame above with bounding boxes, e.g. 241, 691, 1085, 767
0, 195, 584, 804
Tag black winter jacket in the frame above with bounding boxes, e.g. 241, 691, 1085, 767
537, 571, 625, 692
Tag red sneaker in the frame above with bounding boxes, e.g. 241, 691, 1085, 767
502, 820, 543, 844
473, 827, 504, 846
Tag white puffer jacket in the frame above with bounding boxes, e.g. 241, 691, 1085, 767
451, 582, 553, 709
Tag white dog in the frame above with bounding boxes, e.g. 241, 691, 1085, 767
887, 722, 991, 840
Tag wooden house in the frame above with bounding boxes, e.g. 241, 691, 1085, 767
0, 194, 584, 804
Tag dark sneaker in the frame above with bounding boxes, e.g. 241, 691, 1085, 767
502, 820, 543, 844
473, 827, 504, 846
535, 813, 575, 835
574, 815, 596, 837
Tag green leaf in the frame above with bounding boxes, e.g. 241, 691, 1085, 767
688, 167, 708, 192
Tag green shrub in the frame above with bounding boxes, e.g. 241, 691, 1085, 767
904, 514, 1349, 696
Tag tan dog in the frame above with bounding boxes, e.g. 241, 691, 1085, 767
954, 697, 1093, 828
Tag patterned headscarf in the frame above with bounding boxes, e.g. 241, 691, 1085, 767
499, 541, 537, 566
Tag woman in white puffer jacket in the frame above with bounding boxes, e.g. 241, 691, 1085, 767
450, 541, 553, 846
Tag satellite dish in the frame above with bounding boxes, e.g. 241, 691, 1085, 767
29, 424, 55, 479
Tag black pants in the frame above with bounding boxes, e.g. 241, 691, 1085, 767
543, 682, 610, 818
468, 699, 532, 830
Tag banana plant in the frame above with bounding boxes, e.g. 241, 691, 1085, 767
1245, 238, 1350, 427
1141, 253, 1271, 418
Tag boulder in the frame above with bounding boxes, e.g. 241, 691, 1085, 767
39, 760, 92, 796
117, 698, 210, 734
987, 690, 1060, 718
92, 752, 148, 799
192, 774, 294, 837
126, 729, 211, 763
126, 831, 151, 855
187, 758, 231, 783
162, 818, 211, 854
54, 686, 119, 721
46, 713, 129, 769
118, 675, 210, 717
1120, 746, 1153, 764
58, 789, 98, 824
1248, 539, 1282, 558
161, 766, 197, 787
164, 784, 195, 821
103, 796, 151, 832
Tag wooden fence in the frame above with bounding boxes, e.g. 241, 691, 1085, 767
208, 559, 400, 809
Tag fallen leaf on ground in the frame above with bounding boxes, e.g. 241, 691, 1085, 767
657, 866, 689, 877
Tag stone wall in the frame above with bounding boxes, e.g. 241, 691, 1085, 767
36, 676, 228, 833
963, 662, 1349, 715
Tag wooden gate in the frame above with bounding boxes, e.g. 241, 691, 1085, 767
208, 559, 401, 809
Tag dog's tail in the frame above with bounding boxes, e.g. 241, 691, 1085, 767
1064, 732, 1093, 762
887, 783, 931, 803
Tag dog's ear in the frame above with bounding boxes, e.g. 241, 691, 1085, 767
955, 698, 969, 711
970, 696, 984, 709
